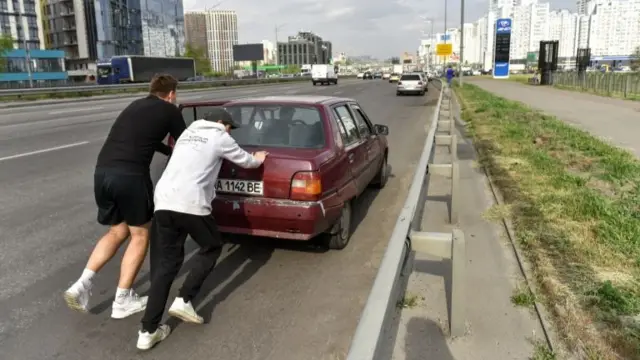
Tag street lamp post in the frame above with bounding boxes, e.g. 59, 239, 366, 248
459, 0, 465, 86
274, 23, 287, 66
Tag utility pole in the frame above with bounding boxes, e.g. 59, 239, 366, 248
459, 0, 465, 86
274, 23, 286, 66
18, 13, 33, 88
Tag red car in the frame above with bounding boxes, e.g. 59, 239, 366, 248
172, 95, 390, 250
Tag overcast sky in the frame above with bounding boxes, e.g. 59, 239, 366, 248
183, 0, 576, 59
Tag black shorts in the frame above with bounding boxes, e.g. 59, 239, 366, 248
94, 168, 154, 226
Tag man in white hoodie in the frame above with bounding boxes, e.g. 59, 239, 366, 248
137, 107, 268, 350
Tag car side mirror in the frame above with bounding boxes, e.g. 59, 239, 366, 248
374, 124, 389, 136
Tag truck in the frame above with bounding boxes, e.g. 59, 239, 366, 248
96, 56, 196, 85
311, 64, 338, 85
392, 64, 404, 75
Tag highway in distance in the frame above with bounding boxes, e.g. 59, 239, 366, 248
0, 79, 439, 360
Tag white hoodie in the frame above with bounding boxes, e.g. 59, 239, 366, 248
154, 120, 263, 216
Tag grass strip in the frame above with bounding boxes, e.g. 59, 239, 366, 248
455, 82, 640, 360
0, 76, 358, 102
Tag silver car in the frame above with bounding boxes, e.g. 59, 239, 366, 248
396, 73, 427, 96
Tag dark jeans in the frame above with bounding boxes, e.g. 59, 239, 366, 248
141, 210, 223, 333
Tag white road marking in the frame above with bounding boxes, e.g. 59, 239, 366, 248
49, 107, 103, 115
333, 91, 343, 95
0, 141, 90, 162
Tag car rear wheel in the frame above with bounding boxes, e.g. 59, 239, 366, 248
325, 201, 352, 250
370, 155, 388, 189
312, 81, 317, 86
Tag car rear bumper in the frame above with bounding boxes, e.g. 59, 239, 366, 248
397, 88, 424, 93
212, 195, 342, 241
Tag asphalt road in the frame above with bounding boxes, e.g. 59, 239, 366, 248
0, 79, 439, 360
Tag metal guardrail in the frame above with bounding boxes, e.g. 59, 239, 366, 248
346, 82, 466, 360
0, 77, 316, 98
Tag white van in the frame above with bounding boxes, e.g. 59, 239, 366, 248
311, 64, 338, 85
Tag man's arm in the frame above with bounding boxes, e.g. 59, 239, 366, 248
168, 106, 187, 141
155, 142, 172, 156
220, 135, 263, 169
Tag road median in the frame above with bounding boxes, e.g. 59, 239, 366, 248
455, 82, 640, 360
0, 75, 357, 102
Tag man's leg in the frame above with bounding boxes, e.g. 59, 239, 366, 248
138, 210, 185, 350
64, 171, 130, 313
167, 214, 223, 324
110, 174, 156, 319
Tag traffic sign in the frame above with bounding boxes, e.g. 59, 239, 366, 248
436, 43, 452, 56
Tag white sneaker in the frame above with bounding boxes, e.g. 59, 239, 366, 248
136, 324, 171, 350
167, 297, 204, 324
63, 281, 92, 313
111, 290, 148, 319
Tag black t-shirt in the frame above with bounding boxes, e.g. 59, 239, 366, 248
96, 95, 186, 174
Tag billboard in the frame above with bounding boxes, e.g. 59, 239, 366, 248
493, 18, 512, 79
232, 44, 264, 61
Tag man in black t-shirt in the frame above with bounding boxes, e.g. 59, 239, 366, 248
63, 74, 186, 319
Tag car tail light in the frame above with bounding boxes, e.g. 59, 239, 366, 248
168, 136, 175, 148
291, 171, 322, 201
397, 81, 402, 85
418, 81, 423, 85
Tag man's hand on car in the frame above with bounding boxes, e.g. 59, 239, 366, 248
253, 151, 269, 163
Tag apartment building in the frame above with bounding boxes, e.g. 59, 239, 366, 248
184, 11, 207, 51
184, 10, 237, 73
0, 0, 43, 49
577, 0, 640, 56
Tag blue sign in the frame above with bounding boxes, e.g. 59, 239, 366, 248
440, 34, 451, 41
493, 18, 512, 79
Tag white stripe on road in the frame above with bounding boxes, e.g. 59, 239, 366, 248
49, 107, 103, 115
0, 141, 90, 162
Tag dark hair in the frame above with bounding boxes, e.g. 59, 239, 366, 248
149, 73, 178, 97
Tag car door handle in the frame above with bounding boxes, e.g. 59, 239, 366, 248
348, 153, 354, 163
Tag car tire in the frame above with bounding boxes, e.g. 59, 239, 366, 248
312, 82, 317, 86
370, 155, 389, 189
420, 91, 425, 96
325, 201, 352, 250
396, 91, 401, 96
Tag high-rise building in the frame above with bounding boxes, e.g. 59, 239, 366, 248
577, 0, 640, 56
0, 0, 43, 49
184, 12, 207, 51
184, 10, 237, 73
39, 0, 184, 81
141, 0, 185, 57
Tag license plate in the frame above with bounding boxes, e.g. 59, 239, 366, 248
215, 179, 263, 195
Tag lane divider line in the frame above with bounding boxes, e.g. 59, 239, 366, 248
0, 141, 90, 162
49, 107, 103, 115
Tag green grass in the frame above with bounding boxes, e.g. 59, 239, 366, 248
0, 75, 358, 102
455, 82, 640, 360
397, 293, 423, 309
511, 284, 536, 308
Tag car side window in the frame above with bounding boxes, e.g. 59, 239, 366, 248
333, 105, 360, 145
349, 104, 372, 138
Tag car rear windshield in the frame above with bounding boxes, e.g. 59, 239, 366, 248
180, 104, 325, 149
400, 74, 421, 81
226, 104, 325, 149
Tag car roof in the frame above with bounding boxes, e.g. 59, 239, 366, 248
180, 95, 356, 108
226, 95, 355, 106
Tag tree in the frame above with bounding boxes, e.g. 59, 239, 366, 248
0, 34, 14, 72
184, 44, 212, 75
630, 46, 640, 71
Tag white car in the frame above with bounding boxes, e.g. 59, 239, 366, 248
382, 73, 391, 80
396, 73, 427, 96
357, 73, 364, 79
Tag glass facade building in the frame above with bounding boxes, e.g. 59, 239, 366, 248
141, 0, 185, 57
0, 49, 67, 88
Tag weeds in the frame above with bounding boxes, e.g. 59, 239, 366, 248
397, 293, 423, 309
511, 285, 536, 308
455, 82, 640, 359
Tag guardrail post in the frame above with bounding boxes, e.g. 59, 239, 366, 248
427, 161, 459, 224
409, 228, 466, 337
